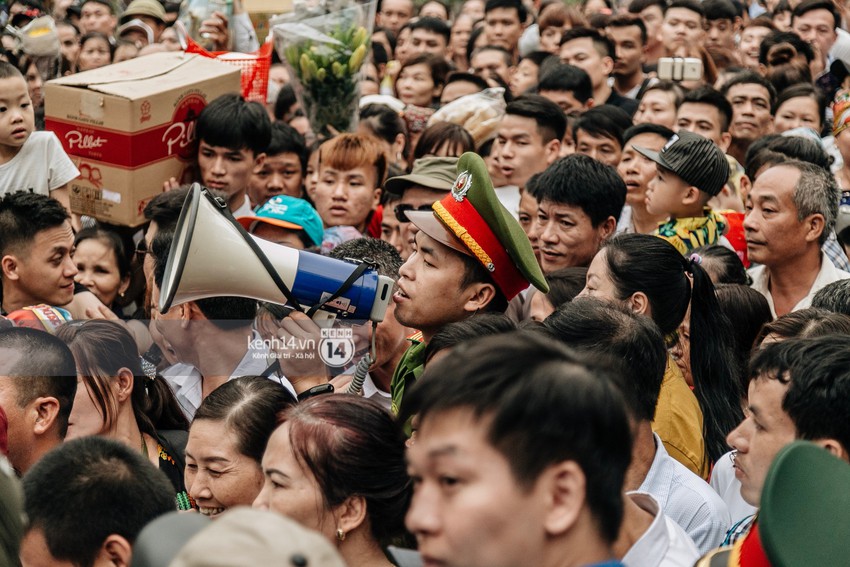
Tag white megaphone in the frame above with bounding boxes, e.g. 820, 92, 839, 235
158, 184, 395, 323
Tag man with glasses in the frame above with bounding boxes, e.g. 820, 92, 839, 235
383, 157, 459, 260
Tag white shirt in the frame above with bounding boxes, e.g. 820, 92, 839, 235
361, 373, 392, 410
710, 451, 758, 528
748, 252, 850, 318
617, 205, 635, 234
233, 195, 254, 219
340, 367, 392, 411
0, 131, 79, 196
638, 434, 732, 555
494, 185, 520, 221
829, 28, 850, 70
623, 492, 700, 567
162, 330, 295, 420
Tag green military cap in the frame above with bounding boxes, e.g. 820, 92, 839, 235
383, 156, 458, 195
406, 152, 548, 300
760, 441, 850, 567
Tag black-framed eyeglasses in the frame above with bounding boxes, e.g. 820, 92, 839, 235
394, 203, 433, 223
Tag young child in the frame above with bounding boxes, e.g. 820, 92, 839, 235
635, 130, 731, 255
0, 61, 78, 216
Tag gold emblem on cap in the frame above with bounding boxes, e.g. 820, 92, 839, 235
452, 170, 472, 202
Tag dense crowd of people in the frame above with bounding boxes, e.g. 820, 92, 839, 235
1, 0, 850, 564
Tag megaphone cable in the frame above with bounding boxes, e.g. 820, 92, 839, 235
347, 320, 377, 396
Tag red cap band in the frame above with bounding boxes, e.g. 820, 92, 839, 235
434, 196, 527, 300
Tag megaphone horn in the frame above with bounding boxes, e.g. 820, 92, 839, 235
158, 184, 394, 323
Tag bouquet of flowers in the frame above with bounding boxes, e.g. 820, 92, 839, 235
272, 0, 376, 139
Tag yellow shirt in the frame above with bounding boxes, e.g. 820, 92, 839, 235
652, 355, 710, 480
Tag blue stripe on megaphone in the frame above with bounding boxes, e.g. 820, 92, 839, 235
291, 251, 380, 320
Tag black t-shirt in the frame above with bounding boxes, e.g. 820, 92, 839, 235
602, 90, 639, 117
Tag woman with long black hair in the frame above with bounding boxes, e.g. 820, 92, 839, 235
579, 233, 743, 472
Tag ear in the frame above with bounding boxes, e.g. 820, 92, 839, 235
1, 254, 20, 281
544, 138, 561, 165
803, 213, 825, 243
372, 187, 382, 210
719, 131, 732, 152
114, 368, 135, 403
118, 274, 131, 296
628, 291, 650, 315
815, 439, 850, 462
182, 302, 201, 327
336, 494, 369, 535
95, 534, 133, 567
31, 397, 61, 437
585, 98, 595, 109
597, 216, 617, 242
254, 152, 267, 169
682, 185, 701, 207
541, 460, 586, 536
393, 132, 407, 156
739, 174, 752, 203
461, 282, 498, 314
602, 56, 614, 76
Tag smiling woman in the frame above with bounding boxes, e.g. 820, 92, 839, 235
184, 376, 296, 518
73, 227, 131, 310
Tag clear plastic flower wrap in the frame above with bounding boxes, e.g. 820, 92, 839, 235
272, 0, 376, 139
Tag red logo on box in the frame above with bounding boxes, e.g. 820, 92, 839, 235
140, 100, 152, 123
162, 94, 206, 161
47, 93, 208, 168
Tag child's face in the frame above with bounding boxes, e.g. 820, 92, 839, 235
646, 165, 690, 217
198, 142, 261, 203
0, 76, 35, 154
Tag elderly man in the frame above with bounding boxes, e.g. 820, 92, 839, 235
745, 160, 849, 317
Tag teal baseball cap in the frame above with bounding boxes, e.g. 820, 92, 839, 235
238, 196, 324, 248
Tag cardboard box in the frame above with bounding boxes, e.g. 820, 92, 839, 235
244, 0, 292, 43
45, 52, 242, 226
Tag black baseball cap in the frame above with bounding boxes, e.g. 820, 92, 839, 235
634, 130, 730, 197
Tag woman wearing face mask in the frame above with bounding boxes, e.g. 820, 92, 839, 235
255, 395, 411, 567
